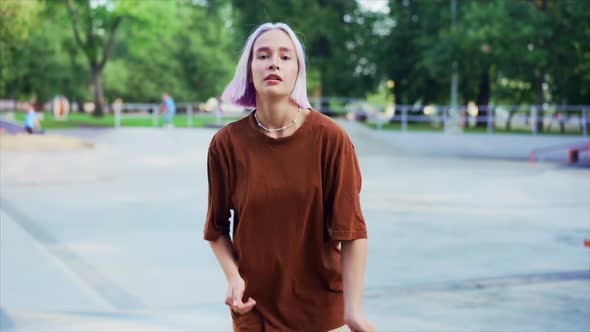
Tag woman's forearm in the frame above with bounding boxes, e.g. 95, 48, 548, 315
341, 238, 368, 315
209, 235, 240, 281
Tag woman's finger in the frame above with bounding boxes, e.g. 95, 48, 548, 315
234, 297, 256, 313
234, 304, 255, 314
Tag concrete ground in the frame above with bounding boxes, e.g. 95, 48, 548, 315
1, 118, 589, 331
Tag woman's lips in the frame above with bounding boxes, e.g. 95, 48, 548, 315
265, 74, 282, 81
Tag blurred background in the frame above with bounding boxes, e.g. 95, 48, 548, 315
0, 0, 589, 331
1, 0, 589, 131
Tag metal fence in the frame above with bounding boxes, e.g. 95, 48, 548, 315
112, 102, 245, 128
1, 98, 588, 136
313, 97, 589, 136
112, 103, 159, 128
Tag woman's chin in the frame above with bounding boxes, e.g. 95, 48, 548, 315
259, 88, 290, 99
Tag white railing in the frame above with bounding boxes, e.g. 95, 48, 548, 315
312, 97, 589, 136
112, 102, 246, 128
2, 98, 588, 136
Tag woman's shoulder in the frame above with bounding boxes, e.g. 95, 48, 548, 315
209, 113, 251, 150
310, 109, 351, 143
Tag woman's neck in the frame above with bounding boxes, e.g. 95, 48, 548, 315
255, 97, 300, 129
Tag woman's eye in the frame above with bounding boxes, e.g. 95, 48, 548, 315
282, 56, 291, 60
258, 55, 268, 59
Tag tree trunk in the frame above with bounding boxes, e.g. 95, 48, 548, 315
91, 66, 105, 117
476, 69, 490, 127
559, 117, 565, 133
461, 96, 469, 128
320, 60, 327, 98
506, 111, 515, 131
535, 68, 545, 133
535, 0, 547, 133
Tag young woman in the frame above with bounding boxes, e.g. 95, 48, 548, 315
204, 22, 375, 332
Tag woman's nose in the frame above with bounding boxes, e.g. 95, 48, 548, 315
269, 56, 279, 70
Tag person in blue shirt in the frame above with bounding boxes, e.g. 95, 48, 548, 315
24, 103, 42, 134
161, 93, 176, 128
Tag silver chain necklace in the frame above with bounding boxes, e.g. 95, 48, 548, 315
254, 107, 302, 132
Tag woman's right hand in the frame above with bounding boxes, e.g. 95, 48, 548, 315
225, 275, 256, 315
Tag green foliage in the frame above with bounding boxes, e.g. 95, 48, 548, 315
379, 0, 450, 104
381, 0, 589, 106
230, 0, 381, 97
71, 0, 237, 103
0, 1, 90, 101
548, 0, 590, 104
108, 0, 235, 102
1, 0, 588, 108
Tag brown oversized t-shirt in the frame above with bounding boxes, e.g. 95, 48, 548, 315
204, 109, 368, 331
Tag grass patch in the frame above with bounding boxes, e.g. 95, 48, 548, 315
12, 111, 242, 129
14, 112, 109, 128
365, 121, 444, 132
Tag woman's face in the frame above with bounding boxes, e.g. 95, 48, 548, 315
250, 29, 299, 100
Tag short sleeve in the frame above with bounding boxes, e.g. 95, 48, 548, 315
324, 135, 368, 241
203, 142, 232, 241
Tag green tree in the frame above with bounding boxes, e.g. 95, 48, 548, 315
545, 0, 590, 105
424, 0, 549, 125
0, 0, 43, 98
230, 0, 380, 99
102, 0, 235, 103
64, 0, 129, 116
1, 0, 90, 103
382, 0, 448, 105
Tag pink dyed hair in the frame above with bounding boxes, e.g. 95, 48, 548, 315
221, 22, 312, 109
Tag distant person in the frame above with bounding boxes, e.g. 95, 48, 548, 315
204, 23, 374, 332
161, 93, 176, 128
112, 98, 123, 114
24, 103, 42, 134
52, 95, 69, 120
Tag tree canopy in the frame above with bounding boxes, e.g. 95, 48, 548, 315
0, 0, 588, 115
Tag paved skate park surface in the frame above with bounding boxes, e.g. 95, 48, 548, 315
1, 117, 589, 331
